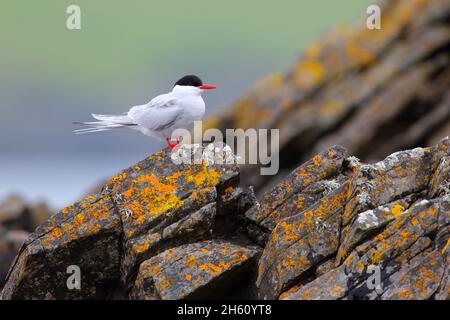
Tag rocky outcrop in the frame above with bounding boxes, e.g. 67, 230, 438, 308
1, 136, 449, 300
257, 136, 450, 300
206, 0, 450, 192
0, 196, 52, 288
0, 145, 257, 299
130, 240, 260, 300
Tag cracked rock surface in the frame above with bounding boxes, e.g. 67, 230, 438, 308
1, 137, 449, 300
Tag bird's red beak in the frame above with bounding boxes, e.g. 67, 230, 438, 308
199, 84, 217, 90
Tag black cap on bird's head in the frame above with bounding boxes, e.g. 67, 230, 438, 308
174, 75, 217, 90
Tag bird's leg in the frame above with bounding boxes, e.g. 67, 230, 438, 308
166, 137, 178, 150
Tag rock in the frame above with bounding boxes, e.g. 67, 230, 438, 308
1, 137, 449, 300
264, 136, 450, 300
280, 265, 348, 300
0, 196, 52, 288
130, 240, 260, 300
380, 250, 444, 300
0, 144, 257, 299
245, 145, 348, 244
0, 195, 32, 231
103, 145, 244, 287
0, 196, 52, 232
0, 228, 29, 288
206, 0, 450, 193
0, 193, 121, 299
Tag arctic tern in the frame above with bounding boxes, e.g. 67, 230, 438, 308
73, 75, 216, 149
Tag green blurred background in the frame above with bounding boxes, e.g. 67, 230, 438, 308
0, 0, 371, 208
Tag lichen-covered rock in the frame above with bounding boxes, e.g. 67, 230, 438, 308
245, 145, 348, 245
207, 0, 450, 192
380, 250, 444, 300
130, 240, 260, 300
0, 195, 52, 288
280, 194, 449, 300
256, 136, 450, 299
0, 144, 254, 299
0, 193, 121, 299
256, 182, 349, 299
280, 265, 349, 300
102, 146, 243, 287
1, 136, 449, 300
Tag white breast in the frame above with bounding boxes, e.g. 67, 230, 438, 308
170, 86, 205, 131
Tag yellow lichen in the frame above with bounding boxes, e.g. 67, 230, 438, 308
121, 174, 184, 223
304, 43, 321, 59
133, 242, 150, 254
108, 172, 127, 185
164, 172, 181, 185
186, 162, 220, 188
294, 59, 325, 88
85, 195, 96, 202
46, 226, 64, 240
73, 213, 86, 228
391, 204, 405, 218
441, 238, 450, 255
184, 255, 197, 268
199, 263, 222, 276
312, 155, 324, 167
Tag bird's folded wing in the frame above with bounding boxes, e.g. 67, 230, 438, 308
128, 96, 182, 131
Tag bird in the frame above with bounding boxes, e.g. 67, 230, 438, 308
73, 75, 217, 150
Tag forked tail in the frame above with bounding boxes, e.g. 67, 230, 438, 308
73, 113, 136, 134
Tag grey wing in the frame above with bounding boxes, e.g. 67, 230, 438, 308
127, 95, 182, 131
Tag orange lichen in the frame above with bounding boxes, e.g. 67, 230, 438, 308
356, 260, 365, 273
282, 255, 308, 270
199, 263, 222, 276
164, 172, 182, 185
184, 255, 197, 268
73, 213, 87, 228
133, 242, 150, 254
294, 60, 326, 88
224, 186, 234, 194
47, 226, 64, 240
108, 172, 127, 185
86, 223, 101, 234
297, 169, 310, 178
428, 207, 437, 217
346, 42, 375, 65
397, 289, 413, 299
293, 196, 305, 211
185, 274, 192, 281
312, 155, 324, 167
85, 195, 96, 202
279, 221, 299, 242
441, 238, 450, 255
186, 163, 220, 188
61, 204, 75, 216
391, 204, 405, 218
158, 277, 173, 291
121, 174, 184, 223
